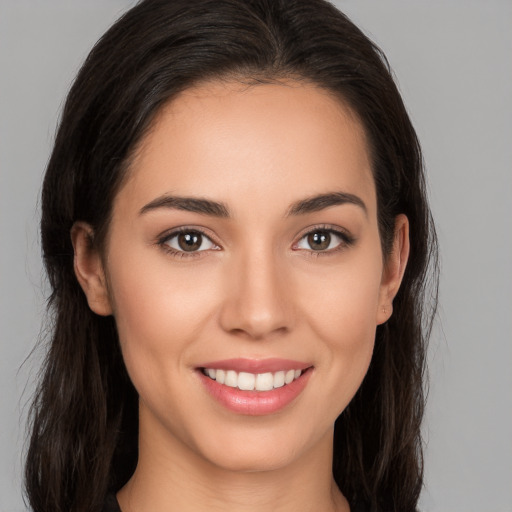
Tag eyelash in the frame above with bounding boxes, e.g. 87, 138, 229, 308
294, 225, 356, 258
157, 227, 220, 259
157, 225, 355, 260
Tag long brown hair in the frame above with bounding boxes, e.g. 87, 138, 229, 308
25, 1, 438, 511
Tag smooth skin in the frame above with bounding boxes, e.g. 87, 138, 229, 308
72, 81, 409, 512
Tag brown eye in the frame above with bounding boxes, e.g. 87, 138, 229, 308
307, 231, 331, 251
163, 230, 217, 254
177, 232, 203, 252
295, 228, 352, 253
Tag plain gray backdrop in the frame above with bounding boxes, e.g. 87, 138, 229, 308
1, 1, 511, 511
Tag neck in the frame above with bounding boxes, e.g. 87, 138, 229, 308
117, 407, 349, 512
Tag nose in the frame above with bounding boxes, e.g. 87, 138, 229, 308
218, 246, 294, 340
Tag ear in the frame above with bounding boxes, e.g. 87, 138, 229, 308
376, 214, 410, 325
70, 221, 113, 316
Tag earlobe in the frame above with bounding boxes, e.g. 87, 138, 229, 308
376, 214, 410, 325
70, 222, 113, 316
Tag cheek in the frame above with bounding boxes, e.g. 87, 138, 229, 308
302, 249, 383, 346
105, 248, 220, 390
296, 248, 383, 410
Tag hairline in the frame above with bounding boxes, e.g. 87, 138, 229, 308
95, 74, 380, 256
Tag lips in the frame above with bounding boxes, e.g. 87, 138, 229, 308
196, 358, 313, 415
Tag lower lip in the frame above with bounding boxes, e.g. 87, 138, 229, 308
198, 368, 312, 416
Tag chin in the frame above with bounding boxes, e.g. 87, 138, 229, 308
201, 443, 299, 473
188, 420, 330, 475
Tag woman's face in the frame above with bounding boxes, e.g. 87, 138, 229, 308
76, 81, 406, 473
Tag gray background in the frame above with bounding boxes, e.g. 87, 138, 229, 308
1, 1, 511, 511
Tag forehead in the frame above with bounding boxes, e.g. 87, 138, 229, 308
118, 80, 376, 219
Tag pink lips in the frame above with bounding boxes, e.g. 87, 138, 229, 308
197, 358, 313, 416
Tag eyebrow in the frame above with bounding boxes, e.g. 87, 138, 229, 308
140, 195, 230, 217
286, 191, 367, 217
139, 191, 367, 218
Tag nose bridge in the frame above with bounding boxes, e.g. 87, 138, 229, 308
219, 239, 293, 339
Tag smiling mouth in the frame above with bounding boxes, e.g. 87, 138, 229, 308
197, 362, 313, 415
201, 368, 304, 392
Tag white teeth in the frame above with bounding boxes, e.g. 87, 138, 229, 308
273, 371, 285, 388
216, 369, 225, 384
285, 369, 295, 384
225, 370, 238, 388
238, 372, 255, 391
255, 372, 274, 391
203, 367, 304, 391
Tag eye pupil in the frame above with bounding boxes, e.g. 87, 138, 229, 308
308, 231, 330, 250
178, 232, 202, 251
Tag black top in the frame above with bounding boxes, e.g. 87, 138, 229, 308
102, 493, 370, 512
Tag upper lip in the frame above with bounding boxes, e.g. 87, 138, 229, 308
197, 358, 312, 373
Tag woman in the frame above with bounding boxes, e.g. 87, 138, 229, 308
25, 0, 438, 511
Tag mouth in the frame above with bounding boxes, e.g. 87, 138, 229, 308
196, 359, 313, 415
201, 367, 304, 391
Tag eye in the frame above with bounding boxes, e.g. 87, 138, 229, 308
160, 229, 218, 256
295, 228, 353, 253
